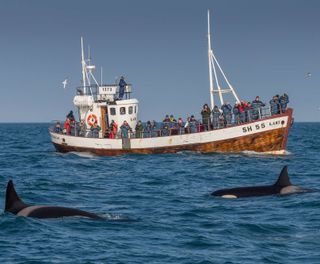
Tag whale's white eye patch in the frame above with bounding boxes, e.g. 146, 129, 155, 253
221, 195, 238, 199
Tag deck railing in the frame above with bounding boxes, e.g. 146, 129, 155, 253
51, 106, 289, 139
76, 84, 132, 101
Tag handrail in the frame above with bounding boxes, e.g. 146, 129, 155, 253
76, 84, 133, 101
50, 106, 289, 139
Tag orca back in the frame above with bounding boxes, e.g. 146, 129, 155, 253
4, 180, 103, 220
212, 185, 279, 198
25, 206, 103, 219
212, 165, 292, 198
5, 180, 28, 214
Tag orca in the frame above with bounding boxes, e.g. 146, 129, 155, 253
212, 166, 310, 198
4, 180, 103, 220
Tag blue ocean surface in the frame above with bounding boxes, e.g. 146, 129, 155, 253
0, 123, 319, 263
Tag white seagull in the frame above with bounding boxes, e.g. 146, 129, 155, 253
62, 78, 68, 89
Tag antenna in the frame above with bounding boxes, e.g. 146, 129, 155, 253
207, 10, 240, 107
81, 37, 87, 93
88, 45, 91, 65
100, 67, 103, 85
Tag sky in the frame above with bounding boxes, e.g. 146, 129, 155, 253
0, 0, 319, 122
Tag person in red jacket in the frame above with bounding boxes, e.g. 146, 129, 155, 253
64, 118, 71, 135
110, 120, 118, 139
239, 101, 246, 123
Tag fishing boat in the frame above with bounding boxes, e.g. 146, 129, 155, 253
49, 11, 293, 156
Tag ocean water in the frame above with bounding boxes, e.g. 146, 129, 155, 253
0, 123, 319, 263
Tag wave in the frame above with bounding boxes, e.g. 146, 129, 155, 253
65, 151, 98, 159
101, 213, 137, 222
241, 150, 292, 156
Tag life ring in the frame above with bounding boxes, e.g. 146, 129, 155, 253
87, 114, 98, 127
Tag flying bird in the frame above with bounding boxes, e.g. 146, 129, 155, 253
306, 72, 311, 78
62, 78, 68, 89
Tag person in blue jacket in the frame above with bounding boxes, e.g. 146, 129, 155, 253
251, 96, 265, 120
279, 93, 289, 112
161, 123, 170, 136
212, 106, 220, 129
118, 76, 127, 100
221, 102, 232, 126
120, 120, 132, 138
244, 102, 253, 122
233, 103, 240, 124
269, 95, 280, 115
54, 122, 62, 133
189, 115, 197, 133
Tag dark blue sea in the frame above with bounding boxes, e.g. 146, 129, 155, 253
0, 123, 319, 263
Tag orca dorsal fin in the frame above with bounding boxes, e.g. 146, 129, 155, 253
5, 180, 28, 214
274, 166, 292, 187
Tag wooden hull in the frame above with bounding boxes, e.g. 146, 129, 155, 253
50, 109, 293, 156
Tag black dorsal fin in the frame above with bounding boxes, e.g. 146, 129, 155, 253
274, 166, 292, 187
5, 180, 28, 214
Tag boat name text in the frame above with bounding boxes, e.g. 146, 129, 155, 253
242, 119, 283, 134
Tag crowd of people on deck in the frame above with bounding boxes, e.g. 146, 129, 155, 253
203, 93, 289, 129
54, 93, 289, 139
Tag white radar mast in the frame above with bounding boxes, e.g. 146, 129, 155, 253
207, 10, 240, 109
80, 37, 100, 96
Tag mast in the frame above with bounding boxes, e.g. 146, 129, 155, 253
80, 37, 99, 96
207, 10, 240, 106
207, 10, 214, 109
81, 37, 87, 93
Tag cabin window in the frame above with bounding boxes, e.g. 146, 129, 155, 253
120, 107, 126, 115
110, 107, 116, 115
129, 106, 133, 114
134, 106, 137, 113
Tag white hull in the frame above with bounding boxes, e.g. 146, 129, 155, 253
50, 111, 292, 156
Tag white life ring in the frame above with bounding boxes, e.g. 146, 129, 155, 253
87, 114, 98, 127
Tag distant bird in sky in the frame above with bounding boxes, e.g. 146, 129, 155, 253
62, 78, 68, 89
306, 72, 312, 78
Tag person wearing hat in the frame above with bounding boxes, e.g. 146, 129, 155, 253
66, 110, 75, 122
163, 115, 170, 123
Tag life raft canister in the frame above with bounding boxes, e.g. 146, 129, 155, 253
87, 114, 98, 127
